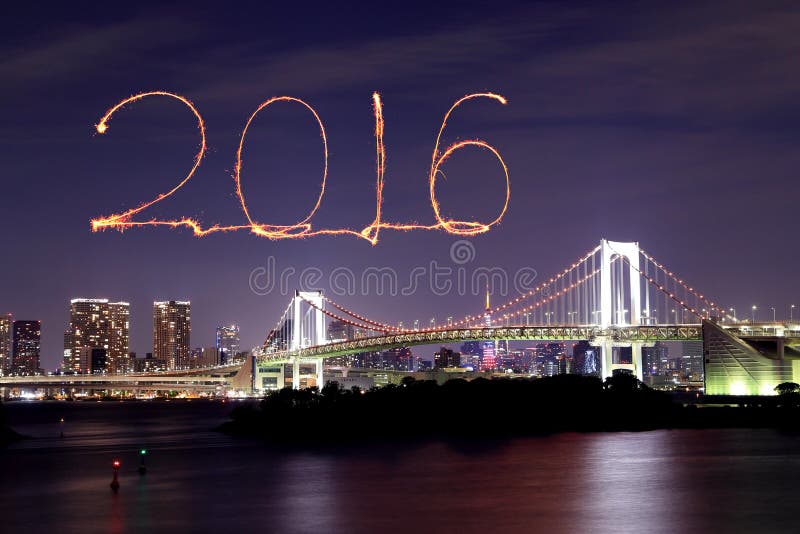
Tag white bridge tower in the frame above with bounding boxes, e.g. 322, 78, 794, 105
598, 239, 645, 381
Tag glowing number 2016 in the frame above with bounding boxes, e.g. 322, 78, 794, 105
92, 91, 509, 244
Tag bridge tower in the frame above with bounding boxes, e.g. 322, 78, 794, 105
290, 290, 326, 389
599, 239, 644, 381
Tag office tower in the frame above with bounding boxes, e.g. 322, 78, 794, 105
108, 302, 130, 373
215, 324, 240, 363
0, 313, 12, 375
12, 320, 41, 375
153, 301, 191, 370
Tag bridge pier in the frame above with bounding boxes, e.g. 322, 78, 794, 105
315, 358, 324, 389
600, 339, 644, 382
631, 342, 644, 382
601, 339, 613, 380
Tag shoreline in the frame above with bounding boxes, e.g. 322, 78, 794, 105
217, 375, 800, 447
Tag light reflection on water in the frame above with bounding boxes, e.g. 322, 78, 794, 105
2, 401, 800, 533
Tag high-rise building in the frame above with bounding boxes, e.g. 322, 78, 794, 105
215, 324, 240, 364
65, 298, 109, 373
681, 341, 704, 381
64, 299, 130, 374
0, 313, 12, 375
12, 320, 41, 375
62, 330, 71, 373
153, 301, 191, 370
108, 302, 130, 373
572, 340, 600, 376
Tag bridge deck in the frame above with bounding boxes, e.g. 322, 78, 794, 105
256, 324, 706, 363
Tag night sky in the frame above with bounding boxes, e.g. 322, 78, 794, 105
2, 0, 799, 369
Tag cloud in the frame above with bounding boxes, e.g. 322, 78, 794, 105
506, 2, 800, 125
0, 16, 197, 88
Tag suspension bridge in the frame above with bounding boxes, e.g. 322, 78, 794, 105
251, 239, 800, 396
2, 239, 797, 397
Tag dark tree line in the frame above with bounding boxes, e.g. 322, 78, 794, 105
220, 373, 800, 446
223, 374, 689, 444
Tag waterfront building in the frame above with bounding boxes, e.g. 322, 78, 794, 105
153, 301, 191, 370
215, 324, 240, 363
65, 298, 109, 373
0, 313, 12, 375
12, 320, 41, 375
65, 299, 130, 373
108, 302, 130, 373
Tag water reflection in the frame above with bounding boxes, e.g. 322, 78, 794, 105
3, 402, 800, 533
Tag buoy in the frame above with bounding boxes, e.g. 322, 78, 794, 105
110, 459, 120, 491
138, 448, 147, 475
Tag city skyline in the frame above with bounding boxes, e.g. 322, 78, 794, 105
0, 296, 247, 372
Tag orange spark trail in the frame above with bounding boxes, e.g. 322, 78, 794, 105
359, 92, 387, 245
91, 91, 208, 233
234, 96, 328, 240
429, 93, 509, 235
90, 91, 510, 243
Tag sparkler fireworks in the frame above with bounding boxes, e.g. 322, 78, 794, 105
91, 91, 508, 243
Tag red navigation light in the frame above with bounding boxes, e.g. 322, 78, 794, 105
112, 459, 121, 468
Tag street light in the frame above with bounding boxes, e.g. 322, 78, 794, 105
751, 305, 757, 324
791, 305, 796, 322
568, 311, 577, 324
545, 312, 553, 325
672, 309, 677, 323
770, 307, 776, 322
729, 307, 737, 321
